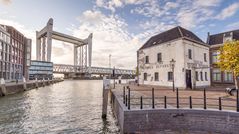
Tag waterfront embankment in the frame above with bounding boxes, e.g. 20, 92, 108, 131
110, 84, 239, 134
0, 79, 64, 97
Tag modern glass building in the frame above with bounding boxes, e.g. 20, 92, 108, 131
29, 60, 53, 80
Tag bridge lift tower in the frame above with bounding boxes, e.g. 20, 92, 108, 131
36, 18, 92, 77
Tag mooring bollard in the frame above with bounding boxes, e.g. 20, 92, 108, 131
152, 88, 155, 109
219, 97, 222, 111
204, 88, 207, 109
189, 96, 192, 109
237, 90, 239, 112
102, 77, 110, 119
128, 88, 130, 110
23, 77, 27, 91
140, 96, 143, 109
35, 78, 39, 88
0, 78, 6, 96
43, 78, 46, 87
176, 88, 179, 108
164, 96, 167, 109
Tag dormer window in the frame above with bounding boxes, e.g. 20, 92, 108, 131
223, 32, 233, 43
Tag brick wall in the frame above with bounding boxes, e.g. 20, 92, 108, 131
111, 91, 239, 134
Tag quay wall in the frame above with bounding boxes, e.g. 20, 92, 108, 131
110, 90, 239, 134
111, 90, 125, 132
0, 79, 63, 96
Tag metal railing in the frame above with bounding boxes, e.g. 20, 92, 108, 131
122, 87, 239, 112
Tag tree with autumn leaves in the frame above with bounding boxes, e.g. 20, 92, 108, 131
217, 40, 239, 89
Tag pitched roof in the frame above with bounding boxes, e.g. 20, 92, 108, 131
139, 26, 205, 50
208, 29, 239, 45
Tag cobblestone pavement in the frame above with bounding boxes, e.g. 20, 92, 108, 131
114, 84, 237, 111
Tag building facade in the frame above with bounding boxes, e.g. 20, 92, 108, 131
0, 25, 31, 81
208, 30, 239, 86
29, 60, 53, 80
138, 26, 210, 89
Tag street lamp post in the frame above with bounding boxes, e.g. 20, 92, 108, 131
170, 59, 176, 92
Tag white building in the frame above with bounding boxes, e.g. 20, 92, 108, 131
137, 26, 210, 89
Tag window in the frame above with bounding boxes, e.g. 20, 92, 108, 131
196, 71, 199, 81
188, 49, 192, 59
157, 53, 162, 62
205, 72, 208, 81
212, 51, 220, 63
212, 69, 221, 82
144, 73, 147, 81
145, 56, 149, 64
168, 72, 173, 81
204, 53, 207, 62
155, 72, 159, 81
200, 72, 203, 81
224, 71, 233, 82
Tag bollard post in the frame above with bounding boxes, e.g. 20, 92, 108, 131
43, 78, 46, 87
23, 77, 27, 91
125, 95, 128, 107
152, 88, 155, 109
140, 96, 143, 109
0, 78, 6, 96
237, 90, 239, 112
219, 97, 222, 111
35, 78, 39, 88
123, 87, 125, 104
176, 88, 179, 108
164, 96, 167, 109
102, 77, 110, 119
189, 96, 192, 109
128, 88, 130, 110
204, 88, 207, 109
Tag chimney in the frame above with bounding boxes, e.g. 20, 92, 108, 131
206, 32, 210, 44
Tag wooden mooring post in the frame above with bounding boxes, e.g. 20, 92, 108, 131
102, 77, 110, 119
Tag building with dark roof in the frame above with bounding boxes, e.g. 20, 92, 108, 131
137, 26, 210, 89
207, 29, 239, 86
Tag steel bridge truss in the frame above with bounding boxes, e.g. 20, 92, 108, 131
36, 18, 92, 68
53, 64, 135, 75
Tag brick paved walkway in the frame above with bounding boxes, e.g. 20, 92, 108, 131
115, 84, 237, 111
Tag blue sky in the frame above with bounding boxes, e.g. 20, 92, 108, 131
0, 0, 239, 69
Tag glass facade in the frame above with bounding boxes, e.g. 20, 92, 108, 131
29, 60, 53, 80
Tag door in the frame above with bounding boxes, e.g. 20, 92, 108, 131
186, 70, 192, 89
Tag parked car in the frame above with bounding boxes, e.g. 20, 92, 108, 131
225, 87, 237, 96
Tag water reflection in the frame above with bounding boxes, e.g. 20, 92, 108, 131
0, 80, 119, 134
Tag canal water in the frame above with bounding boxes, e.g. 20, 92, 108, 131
0, 80, 120, 134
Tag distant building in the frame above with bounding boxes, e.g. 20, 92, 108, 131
137, 26, 210, 89
207, 29, 239, 86
0, 25, 31, 81
29, 60, 53, 80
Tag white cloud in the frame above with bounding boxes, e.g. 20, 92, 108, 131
0, 0, 11, 5
194, 0, 221, 7
72, 10, 140, 69
95, 0, 150, 12
226, 22, 239, 30
216, 2, 239, 20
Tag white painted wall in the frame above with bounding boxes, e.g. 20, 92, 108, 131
138, 38, 210, 89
